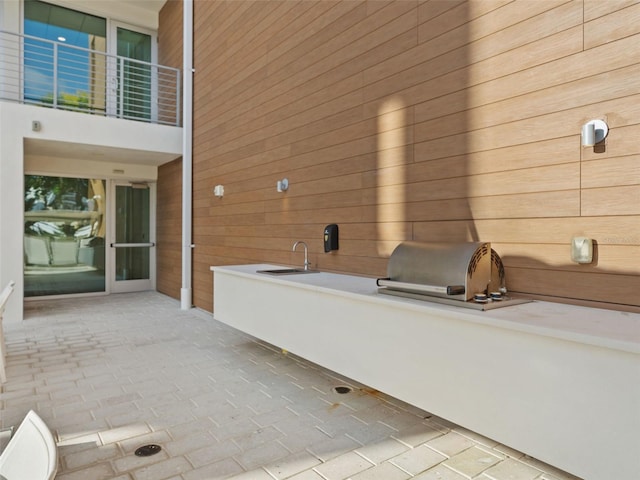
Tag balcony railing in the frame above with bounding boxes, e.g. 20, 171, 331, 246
0, 30, 181, 126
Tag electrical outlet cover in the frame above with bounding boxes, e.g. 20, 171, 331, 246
571, 237, 593, 264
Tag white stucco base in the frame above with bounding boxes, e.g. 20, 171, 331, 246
212, 264, 640, 480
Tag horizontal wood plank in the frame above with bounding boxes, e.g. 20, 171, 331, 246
155, 0, 640, 312
584, 2, 640, 49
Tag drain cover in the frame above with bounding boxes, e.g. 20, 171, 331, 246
135, 444, 162, 457
333, 386, 352, 394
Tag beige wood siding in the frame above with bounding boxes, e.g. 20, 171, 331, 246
156, 156, 183, 300
157, 0, 183, 300
181, 0, 640, 313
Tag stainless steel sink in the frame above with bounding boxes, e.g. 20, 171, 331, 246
257, 268, 320, 275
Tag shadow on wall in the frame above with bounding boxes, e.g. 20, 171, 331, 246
502, 243, 640, 310
368, 5, 638, 312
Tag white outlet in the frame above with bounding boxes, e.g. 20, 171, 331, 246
571, 237, 593, 264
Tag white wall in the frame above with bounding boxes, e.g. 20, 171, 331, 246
26, 155, 159, 180
0, 102, 181, 323
0, 103, 25, 324
22, 105, 182, 157
0, 0, 19, 30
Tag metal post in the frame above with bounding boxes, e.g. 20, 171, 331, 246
52, 42, 58, 108
175, 70, 181, 127
119, 57, 124, 118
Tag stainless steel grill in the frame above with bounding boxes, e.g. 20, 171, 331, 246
377, 241, 530, 310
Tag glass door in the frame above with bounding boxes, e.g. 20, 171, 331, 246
110, 181, 155, 293
107, 22, 156, 121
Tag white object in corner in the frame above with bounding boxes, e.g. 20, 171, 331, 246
0, 280, 15, 384
0, 410, 57, 480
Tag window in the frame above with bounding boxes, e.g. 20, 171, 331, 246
23, 0, 107, 112
24, 175, 106, 296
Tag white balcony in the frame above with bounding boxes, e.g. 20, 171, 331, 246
0, 30, 180, 126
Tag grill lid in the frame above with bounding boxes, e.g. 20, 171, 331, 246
378, 241, 492, 301
377, 241, 531, 310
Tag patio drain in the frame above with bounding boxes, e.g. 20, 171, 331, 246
333, 386, 352, 394
135, 444, 162, 457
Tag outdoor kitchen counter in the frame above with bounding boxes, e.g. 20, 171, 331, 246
211, 264, 640, 480
211, 264, 640, 354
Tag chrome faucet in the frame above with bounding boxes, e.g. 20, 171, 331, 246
292, 241, 310, 271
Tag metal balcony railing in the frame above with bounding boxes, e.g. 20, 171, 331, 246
0, 30, 181, 126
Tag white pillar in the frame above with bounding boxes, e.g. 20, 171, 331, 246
180, 0, 194, 310
0, 104, 25, 324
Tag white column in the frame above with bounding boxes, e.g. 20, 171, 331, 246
0, 103, 25, 324
180, 0, 194, 310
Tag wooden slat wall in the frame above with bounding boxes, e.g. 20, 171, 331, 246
157, 0, 183, 300
169, 0, 640, 312
156, 157, 183, 300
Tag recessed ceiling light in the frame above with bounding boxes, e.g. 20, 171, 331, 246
57, 36, 66, 42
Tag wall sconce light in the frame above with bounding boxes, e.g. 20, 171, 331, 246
276, 178, 289, 192
213, 185, 224, 197
581, 119, 608, 147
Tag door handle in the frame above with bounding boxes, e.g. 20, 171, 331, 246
110, 242, 155, 248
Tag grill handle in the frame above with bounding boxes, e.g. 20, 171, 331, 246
376, 278, 465, 296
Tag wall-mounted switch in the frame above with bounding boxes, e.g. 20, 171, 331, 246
571, 237, 593, 264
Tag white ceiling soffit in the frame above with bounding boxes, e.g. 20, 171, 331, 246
24, 138, 180, 166
125, 0, 167, 14
51, 0, 167, 29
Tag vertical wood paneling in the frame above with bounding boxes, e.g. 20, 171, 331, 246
156, 157, 183, 300
157, 0, 183, 300
154, 0, 640, 313
158, 0, 182, 68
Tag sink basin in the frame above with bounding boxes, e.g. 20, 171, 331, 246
257, 268, 320, 275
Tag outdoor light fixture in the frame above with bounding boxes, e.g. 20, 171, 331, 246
581, 119, 608, 147
213, 185, 224, 197
277, 178, 289, 192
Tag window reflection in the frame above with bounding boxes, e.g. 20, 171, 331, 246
24, 175, 106, 296
23, 0, 107, 112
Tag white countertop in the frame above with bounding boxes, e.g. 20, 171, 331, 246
212, 264, 640, 354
